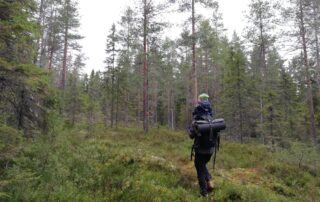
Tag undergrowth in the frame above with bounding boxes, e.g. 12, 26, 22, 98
1, 126, 319, 201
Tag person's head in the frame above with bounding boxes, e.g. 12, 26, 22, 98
198, 93, 209, 102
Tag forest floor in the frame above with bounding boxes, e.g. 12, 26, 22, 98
1, 126, 320, 201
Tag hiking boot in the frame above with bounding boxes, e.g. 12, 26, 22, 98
200, 189, 208, 197
199, 192, 208, 197
207, 180, 214, 192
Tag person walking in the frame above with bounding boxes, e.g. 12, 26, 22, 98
189, 93, 215, 197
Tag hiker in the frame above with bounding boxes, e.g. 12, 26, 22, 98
189, 93, 215, 197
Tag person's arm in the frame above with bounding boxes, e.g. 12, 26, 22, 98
192, 107, 197, 116
188, 124, 196, 139
192, 106, 199, 119
210, 104, 214, 118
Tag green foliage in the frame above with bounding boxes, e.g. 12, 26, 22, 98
215, 140, 320, 202
217, 142, 271, 169
1, 127, 319, 201
1, 0, 320, 201
273, 142, 320, 173
214, 181, 285, 202
0, 0, 38, 63
0, 128, 198, 201
0, 125, 22, 200
0, 125, 22, 167
220, 33, 251, 141
0, 0, 59, 136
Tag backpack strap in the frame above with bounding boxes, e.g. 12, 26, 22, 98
212, 133, 220, 170
190, 144, 195, 161
217, 133, 220, 151
209, 121, 213, 142
212, 144, 217, 170
192, 121, 201, 137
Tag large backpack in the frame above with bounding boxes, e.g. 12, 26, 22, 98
190, 116, 226, 168
192, 117, 225, 149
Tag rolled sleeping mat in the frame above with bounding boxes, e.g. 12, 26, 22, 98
211, 118, 226, 131
194, 118, 226, 134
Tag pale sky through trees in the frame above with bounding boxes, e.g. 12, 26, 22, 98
78, 0, 250, 74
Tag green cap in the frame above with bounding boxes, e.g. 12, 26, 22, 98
198, 93, 209, 100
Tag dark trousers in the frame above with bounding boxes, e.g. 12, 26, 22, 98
194, 152, 212, 194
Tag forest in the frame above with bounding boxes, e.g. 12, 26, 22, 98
0, 0, 320, 201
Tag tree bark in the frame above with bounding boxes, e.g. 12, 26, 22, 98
17, 89, 25, 130
47, 7, 55, 71
48, 45, 54, 71
299, 0, 317, 144
61, 0, 70, 90
143, 0, 149, 133
110, 49, 115, 128
259, 7, 267, 144
236, 60, 243, 143
191, 0, 198, 106
34, 0, 45, 65
312, 0, 320, 96
115, 71, 119, 128
205, 49, 209, 94
167, 87, 171, 127
125, 92, 129, 126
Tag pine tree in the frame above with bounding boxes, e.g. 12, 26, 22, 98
35, 0, 63, 70
198, 20, 214, 94
104, 24, 119, 127
59, 0, 82, 89
284, 0, 317, 144
137, 0, 167, 132
173, 0, 219, 106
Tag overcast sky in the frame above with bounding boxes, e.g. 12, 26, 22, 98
78, 0, 251, 74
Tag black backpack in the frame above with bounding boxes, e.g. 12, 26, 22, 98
190, 116, 226, 168
193, 117, 225, 146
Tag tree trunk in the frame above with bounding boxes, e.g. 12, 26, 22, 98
299, 0, 317, 144
143, 0, 149, 133
110, 62, 115, 128
125, 92, 129, 126
34, 0, 45, 65
170, 88, 175, 129
236, 60, 243, 143
191, 0, 198, 106
103, 99, 108, 128
167, 87, 170, 127
17, 89, 25, 130
137, 91, 141, 128
61, 1, 69, 90
259, 9, 267, 144
61, 31, 68, 89
151, 81, 158, 126
269, 106, 274, 146
47, 8, 55, 71
48, 45, 54, 71
205, 49, 209, 94
312, 0, 320, 96
115, 73, 119, 128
